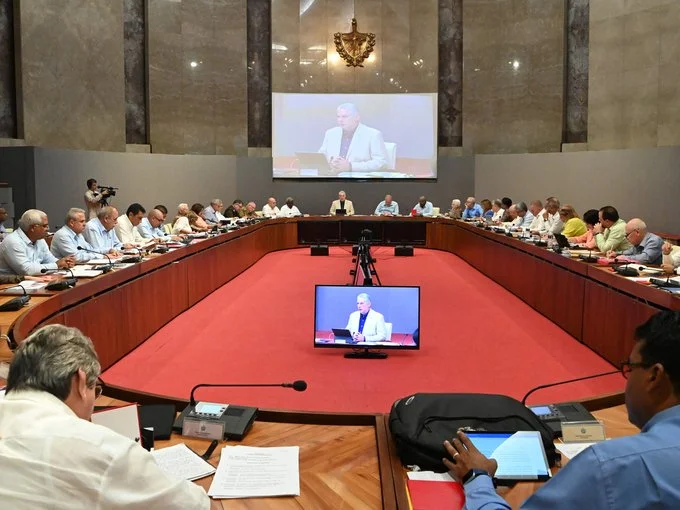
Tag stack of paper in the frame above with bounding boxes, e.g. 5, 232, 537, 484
70, 267, 104, 278
151, 443, 216, 481
208, 445, 300, 499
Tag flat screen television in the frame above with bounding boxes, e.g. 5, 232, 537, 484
314, 285, 420, 359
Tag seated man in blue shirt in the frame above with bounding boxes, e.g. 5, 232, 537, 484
375, 194, 399, 216
443, 310, 680, 509
137, 209, 181, 241
50, 208, 99, 263
82, 207, 133, 255
606, 218, 664, 265
0, 209, 75, 276
462, 197, 484, 220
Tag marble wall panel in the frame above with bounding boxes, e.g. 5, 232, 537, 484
124, 0, 146, 144
148, 0, 247, 155
565, 0, 589, 143
271, 0, 300, 92
247, 0, 271, 147
0, 0, 16, 139
381, 0, 410, 93
463, 0, 565, 154
16, 0, 126, 151
299, 0, 328, 92
354, 0, 383, 93
438, 0, 462, 147
588, 0, 680, 149
407, 0, 438, 92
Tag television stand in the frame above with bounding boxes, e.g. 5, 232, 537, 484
344, 349, 388, 359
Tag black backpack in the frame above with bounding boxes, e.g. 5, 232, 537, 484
388, 393, 559, 472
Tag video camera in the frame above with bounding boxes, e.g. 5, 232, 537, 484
98, 186, 118, 197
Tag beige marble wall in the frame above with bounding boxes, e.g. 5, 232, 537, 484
462, 0, 565, 154
148, 0, 247, 155
15, 1, 125, 151
589, 0, 680, 149
272, 0, 438, 94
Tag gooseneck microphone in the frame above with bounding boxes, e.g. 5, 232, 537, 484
77, 246, 113, 272
521, 369, 621, 405
41, 267, 77, 290
0, 283, 30, 312
189, 380, 308, 406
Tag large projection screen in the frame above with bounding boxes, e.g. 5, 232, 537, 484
273, 93, 437, 179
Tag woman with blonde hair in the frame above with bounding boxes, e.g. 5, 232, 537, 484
559, 205, 587, 238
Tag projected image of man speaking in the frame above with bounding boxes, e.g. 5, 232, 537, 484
346, 293, 387, 342
318, 103, 389, 173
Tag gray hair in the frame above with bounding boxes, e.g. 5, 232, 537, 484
337, 103, 359, 116
516, 201, 528, 212
492, 199, 502, 208
285, 197, 294, 202
628, 218, 647, 232
17, 209, 46, 231
451, 199, 461, 207
7, 325, 101, 401
65, 207, 85, 224
210, 199, 223, 207
97, 206, 116, 220
357, 293, 372, 304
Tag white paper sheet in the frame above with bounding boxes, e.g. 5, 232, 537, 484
208, 445, 300, 499
70, 267, 104, 278
555, 442, 596, 459
407, 471, 455, 482
151, 443, 216, 481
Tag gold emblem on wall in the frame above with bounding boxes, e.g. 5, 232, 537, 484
334, 18, 375, 68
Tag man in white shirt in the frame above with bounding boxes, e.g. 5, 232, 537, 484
662, 242, 680, 275
345, 293, 387, 343
0, 207, 8, 242
412, 196, 434, 217
278, 197, 302, 218
0, 209, 75, 276
330, 190, 355, 216
83, 178, 113, 220
512, 202, 534, 229
115, 203, 148, 247
262, 197, 280, 218
50, 208, 99, 262
83, 206, 132, 255
0, 324, 216, 509
527, 200, 544, 231
532, 197, 563, 234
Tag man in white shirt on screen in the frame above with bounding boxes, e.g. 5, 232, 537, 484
0, 324, 216, 509
262, 197, 280, 218
345, 293, 387, 343
318, 103, 389, 174
278, 197, 302, 218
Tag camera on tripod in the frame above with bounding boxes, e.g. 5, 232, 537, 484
351, 229, 381, 286
98, 186, 118, 197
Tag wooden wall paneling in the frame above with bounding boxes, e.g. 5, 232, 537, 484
533, 259, 585, 339
583, 280, 661, 365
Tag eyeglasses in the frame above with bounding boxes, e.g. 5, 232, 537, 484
94, 382, 103, 399
620, 360, 650, 379
625, 229, 639, 239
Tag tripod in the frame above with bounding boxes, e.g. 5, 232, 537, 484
351, 234, 381, 286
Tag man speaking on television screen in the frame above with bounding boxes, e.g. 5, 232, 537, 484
318, 103, 389, 174
346, 293, 387, 342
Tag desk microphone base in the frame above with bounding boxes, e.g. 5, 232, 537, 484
173, 404, 258, 440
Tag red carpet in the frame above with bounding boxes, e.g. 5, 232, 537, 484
103, 247, 625, 413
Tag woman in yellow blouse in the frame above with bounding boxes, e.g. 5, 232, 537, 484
559, 205, 587, 238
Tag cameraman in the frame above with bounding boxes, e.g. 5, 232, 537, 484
84, 179, 112, 220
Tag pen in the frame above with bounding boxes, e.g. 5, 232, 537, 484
201, 439, 219, 460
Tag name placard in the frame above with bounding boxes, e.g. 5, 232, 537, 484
561, 420, 606, 443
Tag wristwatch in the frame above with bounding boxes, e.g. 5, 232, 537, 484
462, 469, 491, 485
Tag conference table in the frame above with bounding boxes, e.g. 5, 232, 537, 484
1, 215, 676, 508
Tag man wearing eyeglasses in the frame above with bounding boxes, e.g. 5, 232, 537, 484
0, 209, 75, 276
606, 218, 664, 265
441, 310, 680, 509
0, 324, 218, 509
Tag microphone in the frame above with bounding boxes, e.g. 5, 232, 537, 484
41, 267, 77, 290
78, 246, 113, 273
521, 369, 621, 405
189, 380, 308, 406
0, 283, 30, 312
614, 261, 638, 277
579, 249, 598, 263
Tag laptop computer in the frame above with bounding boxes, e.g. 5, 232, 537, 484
295, 152, 333, 176
553, 233, 571, 250
335, 209, 347, 216
332, 328, 355, 343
